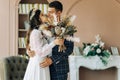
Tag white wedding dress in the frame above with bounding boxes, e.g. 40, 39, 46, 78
23, 29, 55, 80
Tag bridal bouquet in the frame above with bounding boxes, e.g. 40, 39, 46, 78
39, 15, 80, 52
82, 35, 111, 65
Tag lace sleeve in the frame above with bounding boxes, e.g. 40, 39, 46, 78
30, 30, 55, 57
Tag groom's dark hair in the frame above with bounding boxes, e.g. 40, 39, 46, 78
49, 1, 63, 12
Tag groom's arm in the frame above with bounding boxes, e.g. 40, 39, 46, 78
40, 40, 74, 68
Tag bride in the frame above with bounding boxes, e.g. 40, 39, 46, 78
23, 8, 63, 80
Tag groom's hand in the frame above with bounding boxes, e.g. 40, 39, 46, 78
40, 57, 53, 68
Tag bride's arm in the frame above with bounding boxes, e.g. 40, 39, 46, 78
31, 30, 55, 57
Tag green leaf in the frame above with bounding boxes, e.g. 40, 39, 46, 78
100, 57, 108, 65
87, 50, 96, 56
102, 51, 110, 58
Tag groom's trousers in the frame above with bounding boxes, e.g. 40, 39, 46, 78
50, 64, 68, 80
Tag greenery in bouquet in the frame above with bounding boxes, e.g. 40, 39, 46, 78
82, 35, 111, 65
56, 16, 77, 38
39, 15, 79, 52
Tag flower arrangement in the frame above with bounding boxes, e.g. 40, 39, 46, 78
39, 15, 80, 52
82, 35, 111, 65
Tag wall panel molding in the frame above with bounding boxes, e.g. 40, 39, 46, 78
9, 0, 21, 56
66, 0, 82, 15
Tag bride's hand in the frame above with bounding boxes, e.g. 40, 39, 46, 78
40, 57, 53, 68
28, 50, 35, 57
27, 46, 35, 57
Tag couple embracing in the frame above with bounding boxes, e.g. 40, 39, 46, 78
23, 1, 74, 80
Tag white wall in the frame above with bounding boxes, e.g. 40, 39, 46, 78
50, 0, 120, 52
0, 0, 10, 58
0, 0, 120, 58
0, 0, 18, 58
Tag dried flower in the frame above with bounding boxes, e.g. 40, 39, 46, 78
39, 15, 80, 52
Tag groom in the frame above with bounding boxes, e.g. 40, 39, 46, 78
40, 1, 74, 80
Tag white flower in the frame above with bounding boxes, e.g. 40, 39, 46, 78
55, 26, 62, 35
66, 36, 80, 43
83, 46, 91, 55
95, 34, 101, 43
69, 15, 76, 23
99, 41, 104, 47
91, 43, 98, 47
82, 34, 112, 65
60, 27, 66, 35
96, 48, 101, 54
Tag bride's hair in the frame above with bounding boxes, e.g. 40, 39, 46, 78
26, 9, 42, 49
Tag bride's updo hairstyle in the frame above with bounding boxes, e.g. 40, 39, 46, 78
26, 9, 42, 49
